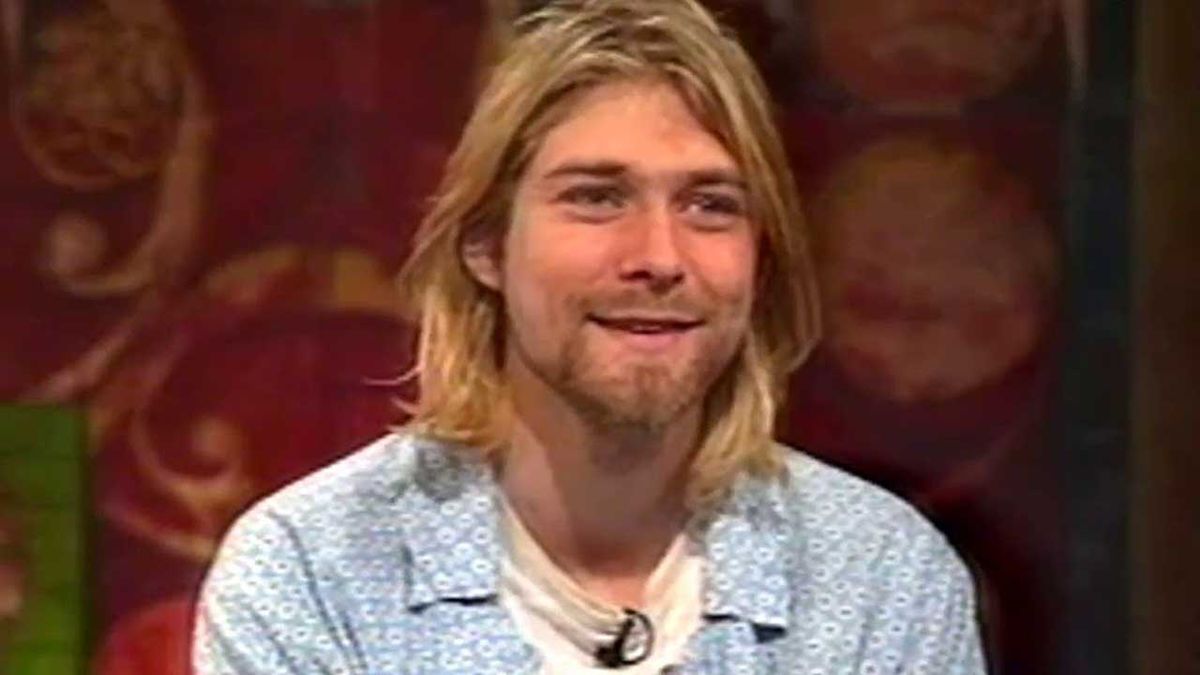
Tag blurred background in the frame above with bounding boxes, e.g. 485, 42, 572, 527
0, 0, 1193, 673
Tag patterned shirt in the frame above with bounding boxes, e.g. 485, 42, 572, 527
194, 432, 986, 674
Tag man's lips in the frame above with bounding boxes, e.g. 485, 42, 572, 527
587, 314, 704, 335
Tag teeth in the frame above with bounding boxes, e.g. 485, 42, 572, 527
600, 318, 688, 333
627, 323, 667, 334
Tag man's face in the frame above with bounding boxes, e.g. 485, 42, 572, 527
467, 79, 758, 431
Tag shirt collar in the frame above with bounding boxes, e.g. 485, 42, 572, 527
697, 466, 793, 630
390, 435, 794, 631
390, 435, 505, 609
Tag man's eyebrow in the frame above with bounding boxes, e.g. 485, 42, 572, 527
540, 160, 628, 181
684, 168, 747, 190
540, 162, 747, 188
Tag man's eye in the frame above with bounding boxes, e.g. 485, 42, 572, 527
681, 191, 747, 229
558, 185, 626, 210
689, 192, 745, 215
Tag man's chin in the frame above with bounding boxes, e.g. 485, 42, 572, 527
570, 380, 696, 433
552, 341, 728, 431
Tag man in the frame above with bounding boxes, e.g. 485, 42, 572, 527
194, 0, 986, 672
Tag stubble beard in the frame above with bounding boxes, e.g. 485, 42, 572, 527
508, 286, 749, 471
552, 323, 732, 443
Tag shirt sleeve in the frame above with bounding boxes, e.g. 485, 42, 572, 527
192, 506, 364, 674
894, 520, 988, 675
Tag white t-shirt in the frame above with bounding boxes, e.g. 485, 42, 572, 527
498, 501, 703, 674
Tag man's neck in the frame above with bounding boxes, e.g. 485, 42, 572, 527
497, 372, 699, 607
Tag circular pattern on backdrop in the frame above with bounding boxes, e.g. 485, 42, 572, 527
808, 0, 1055, 112
811, 135, 1056, 404
11, 2, 189, 190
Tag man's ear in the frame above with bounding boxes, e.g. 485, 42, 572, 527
461, 231, 503, 292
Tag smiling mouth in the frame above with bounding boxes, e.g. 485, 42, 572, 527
587, 315, 704, 335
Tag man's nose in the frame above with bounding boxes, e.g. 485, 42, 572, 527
616, 204, 685, 294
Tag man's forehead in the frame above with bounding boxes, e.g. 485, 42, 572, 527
524, 80, 742, 182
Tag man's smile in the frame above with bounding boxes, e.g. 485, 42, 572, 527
586, 313, 705, 352
586, 313, 704, 333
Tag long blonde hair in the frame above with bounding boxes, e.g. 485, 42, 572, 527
396, 0, 821, 509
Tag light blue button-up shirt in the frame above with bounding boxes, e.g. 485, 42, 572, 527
194, 432, 985, 673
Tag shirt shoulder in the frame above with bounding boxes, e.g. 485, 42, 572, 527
768, 447, 984, 671
773, 444, 952, 551
769, 445, 976, 604
195, 432, 470, 672
250, 432, 411, 514
206, 429, 436, 593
